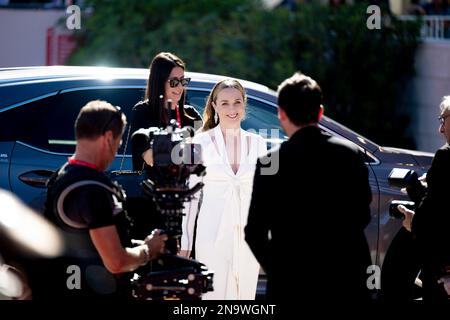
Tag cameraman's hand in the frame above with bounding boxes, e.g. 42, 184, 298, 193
144, 229, 168, 260
401, 173, 428, 194
397, 205, 415, 232
418, 173, 427, 188
438, 275, 450, 296
142, 149, 154, 166
131, 239, 144, 246
178, 250, 191, 258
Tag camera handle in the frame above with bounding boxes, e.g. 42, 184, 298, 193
140, 179, 204, 255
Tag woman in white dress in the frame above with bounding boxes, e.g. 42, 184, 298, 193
180, 79, 267, 300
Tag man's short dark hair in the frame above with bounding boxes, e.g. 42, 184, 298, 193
277, 72, 323, 126
75, 100, 126, 140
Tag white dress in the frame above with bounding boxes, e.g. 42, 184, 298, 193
181, 125, 267, 300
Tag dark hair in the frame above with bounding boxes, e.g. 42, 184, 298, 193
145, 52, 191, 125
75, 100, 126, 140
277, 72, 323, 126
202, 79, 247, 131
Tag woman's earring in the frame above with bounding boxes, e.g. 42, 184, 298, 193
214, 112, 218, 123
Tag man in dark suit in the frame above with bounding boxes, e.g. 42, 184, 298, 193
398, 96, 450, 301
245, 72, 372, 302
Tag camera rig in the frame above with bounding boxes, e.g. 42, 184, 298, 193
127, 111, 213, 300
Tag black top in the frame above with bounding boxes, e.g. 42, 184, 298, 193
63, 183, 115, 229
130, 100, 202, 171
411, 144, 450, 300
32, 163, 132, 300
47, 164, 129, 235
245, 126, 372, 301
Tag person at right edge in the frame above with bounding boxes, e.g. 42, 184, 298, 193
398, 96, 450, 302
244, 72, 372, 302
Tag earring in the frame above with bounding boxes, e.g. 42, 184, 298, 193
214, 112, 218, 123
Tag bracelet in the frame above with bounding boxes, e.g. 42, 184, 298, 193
141, 245, 150, 266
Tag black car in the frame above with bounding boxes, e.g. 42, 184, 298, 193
0, 66, 434, 297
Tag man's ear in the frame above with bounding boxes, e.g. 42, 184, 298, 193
104, 130, 113, 140
318, 105, 324, 122
103, 130, 114, 146
278, 107, 287, 121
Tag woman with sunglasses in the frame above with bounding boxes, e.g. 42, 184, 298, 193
130, 52, 202, 171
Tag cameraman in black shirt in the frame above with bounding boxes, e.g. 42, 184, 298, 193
34, 100, 167, 300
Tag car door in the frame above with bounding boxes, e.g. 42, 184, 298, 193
0, 93, 60, 210
4, 87, 144, 211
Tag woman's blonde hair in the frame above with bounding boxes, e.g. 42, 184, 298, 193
202, 79, 247, 131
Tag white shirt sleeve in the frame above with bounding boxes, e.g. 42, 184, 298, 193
181, 174, 202, 251
181, 133, 205, 251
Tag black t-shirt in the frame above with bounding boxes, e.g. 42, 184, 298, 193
47, 164, 127, 233
32, 164, 132, 300
130, 100, 203, 171
63, 185, 116, 230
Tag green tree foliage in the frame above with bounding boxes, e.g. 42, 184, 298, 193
69, 0, 421, 148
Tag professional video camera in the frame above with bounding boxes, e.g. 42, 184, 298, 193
388, 168, 427, 219
127, 101, 213, 300
132, 122, 205, 251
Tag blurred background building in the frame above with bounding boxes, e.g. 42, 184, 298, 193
0, 1, 80, 66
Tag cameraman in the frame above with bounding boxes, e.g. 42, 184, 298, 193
34, 100, 167, 300
398, 96, 450, 301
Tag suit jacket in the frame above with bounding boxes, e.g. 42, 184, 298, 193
245, 126, 372, 301
412, 144, 450, 299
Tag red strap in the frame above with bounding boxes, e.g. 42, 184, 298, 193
68, 157, 100, 171
176, 106, 182, 128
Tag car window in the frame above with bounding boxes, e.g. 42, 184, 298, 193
47, 88, 145, 154
186, 90, 208, 115
0, 95, 54, 150
244, 98, 286, 142
0, 88, 145, 154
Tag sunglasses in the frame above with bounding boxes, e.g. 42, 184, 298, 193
102, 105, 123, 134
168, 77, 191, 88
